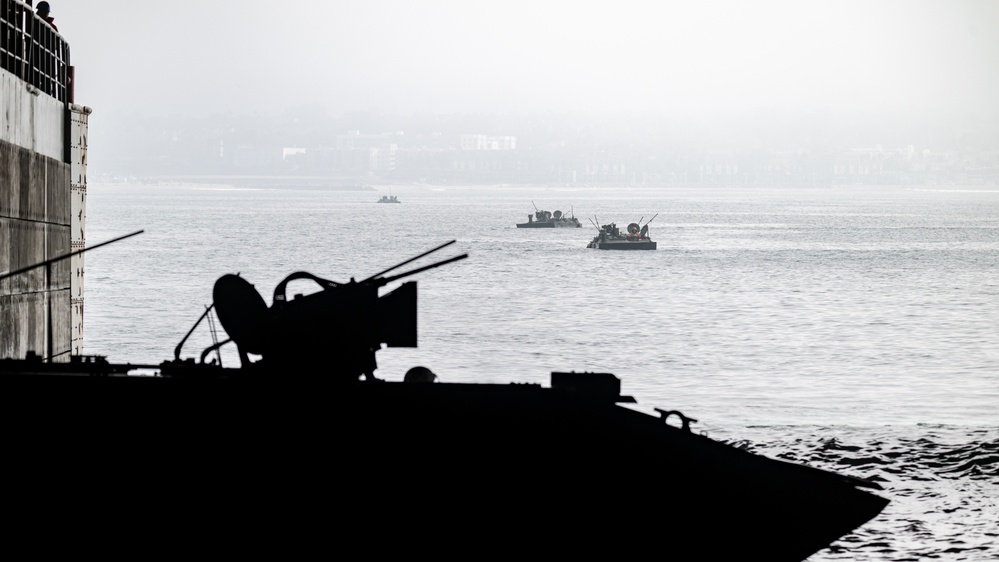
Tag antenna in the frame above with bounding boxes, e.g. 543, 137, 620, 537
378, 253, 468, 286
362, 240, 457, 283
175, 303, 217, 361
643, 213, 659, 226
0, 229, 145, 282
0, 229, 145, 362
532, 201, 539, 212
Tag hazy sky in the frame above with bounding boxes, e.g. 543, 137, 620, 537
56, 0, 999, 128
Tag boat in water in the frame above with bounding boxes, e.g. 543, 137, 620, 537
377, 194, 400, 203
517, 202, 582, 228
0, 239, 888, 560
587, 214, 658, 250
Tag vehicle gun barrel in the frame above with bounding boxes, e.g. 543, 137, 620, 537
362, 240, 457, 282
378, 253, 468, 286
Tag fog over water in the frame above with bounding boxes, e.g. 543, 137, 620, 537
41, 3, 999, 558
59, 1, 999, 148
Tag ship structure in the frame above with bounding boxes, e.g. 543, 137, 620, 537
587, 213, 658, 250
377, 194, 400, 203
516, 202, 581, 228
1, 4, 91, 361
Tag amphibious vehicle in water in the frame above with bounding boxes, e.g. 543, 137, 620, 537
517, 202, 582, 228
587, 214, 658, 250
0, 238, 887, 560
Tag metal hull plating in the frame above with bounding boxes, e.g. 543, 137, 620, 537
0, 136, 71, 358
0, 5, 87, 361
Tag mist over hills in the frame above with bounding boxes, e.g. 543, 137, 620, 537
91, 106, 999, 187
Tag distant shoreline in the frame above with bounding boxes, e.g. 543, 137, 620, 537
88, 176, 998, 192
93, 176, 379, 190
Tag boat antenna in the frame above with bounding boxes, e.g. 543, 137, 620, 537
643, 213, 659, 226
0, 229, 144, 362
588, 217, 600, 230
175, 302, 225, 361
0, 229, 145, 282
532, 201, 539, 212
376, 252, 468, 287
361, 240, 458, 283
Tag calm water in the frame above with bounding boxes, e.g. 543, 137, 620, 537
84, 183, 998, 561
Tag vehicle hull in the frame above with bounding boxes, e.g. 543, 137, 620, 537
516, 220, 581, 228
0, 367, 887, 560
587, 239, 658, 250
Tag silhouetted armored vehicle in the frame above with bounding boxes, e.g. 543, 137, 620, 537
517, 202, 582, 228
0, 237, 887, 560
587, 213, 658, 250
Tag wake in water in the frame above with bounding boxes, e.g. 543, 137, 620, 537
733, 426, 998, 561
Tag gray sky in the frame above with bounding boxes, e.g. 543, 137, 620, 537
57, 0, 999, 130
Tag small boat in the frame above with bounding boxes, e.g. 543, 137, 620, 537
516, 202, 581, 228
587, 214, 658, 250
378, 194, 400, 203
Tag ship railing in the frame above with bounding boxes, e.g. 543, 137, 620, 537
0, 0, 71, 104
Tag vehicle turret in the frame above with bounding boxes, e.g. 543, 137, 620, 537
201, 241, 467, 381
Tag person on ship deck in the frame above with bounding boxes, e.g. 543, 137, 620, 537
36, 1, 57, 31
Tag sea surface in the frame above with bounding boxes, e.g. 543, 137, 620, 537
84, 183, 998, 561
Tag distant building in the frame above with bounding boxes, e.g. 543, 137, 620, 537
461, 135, 517, 150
